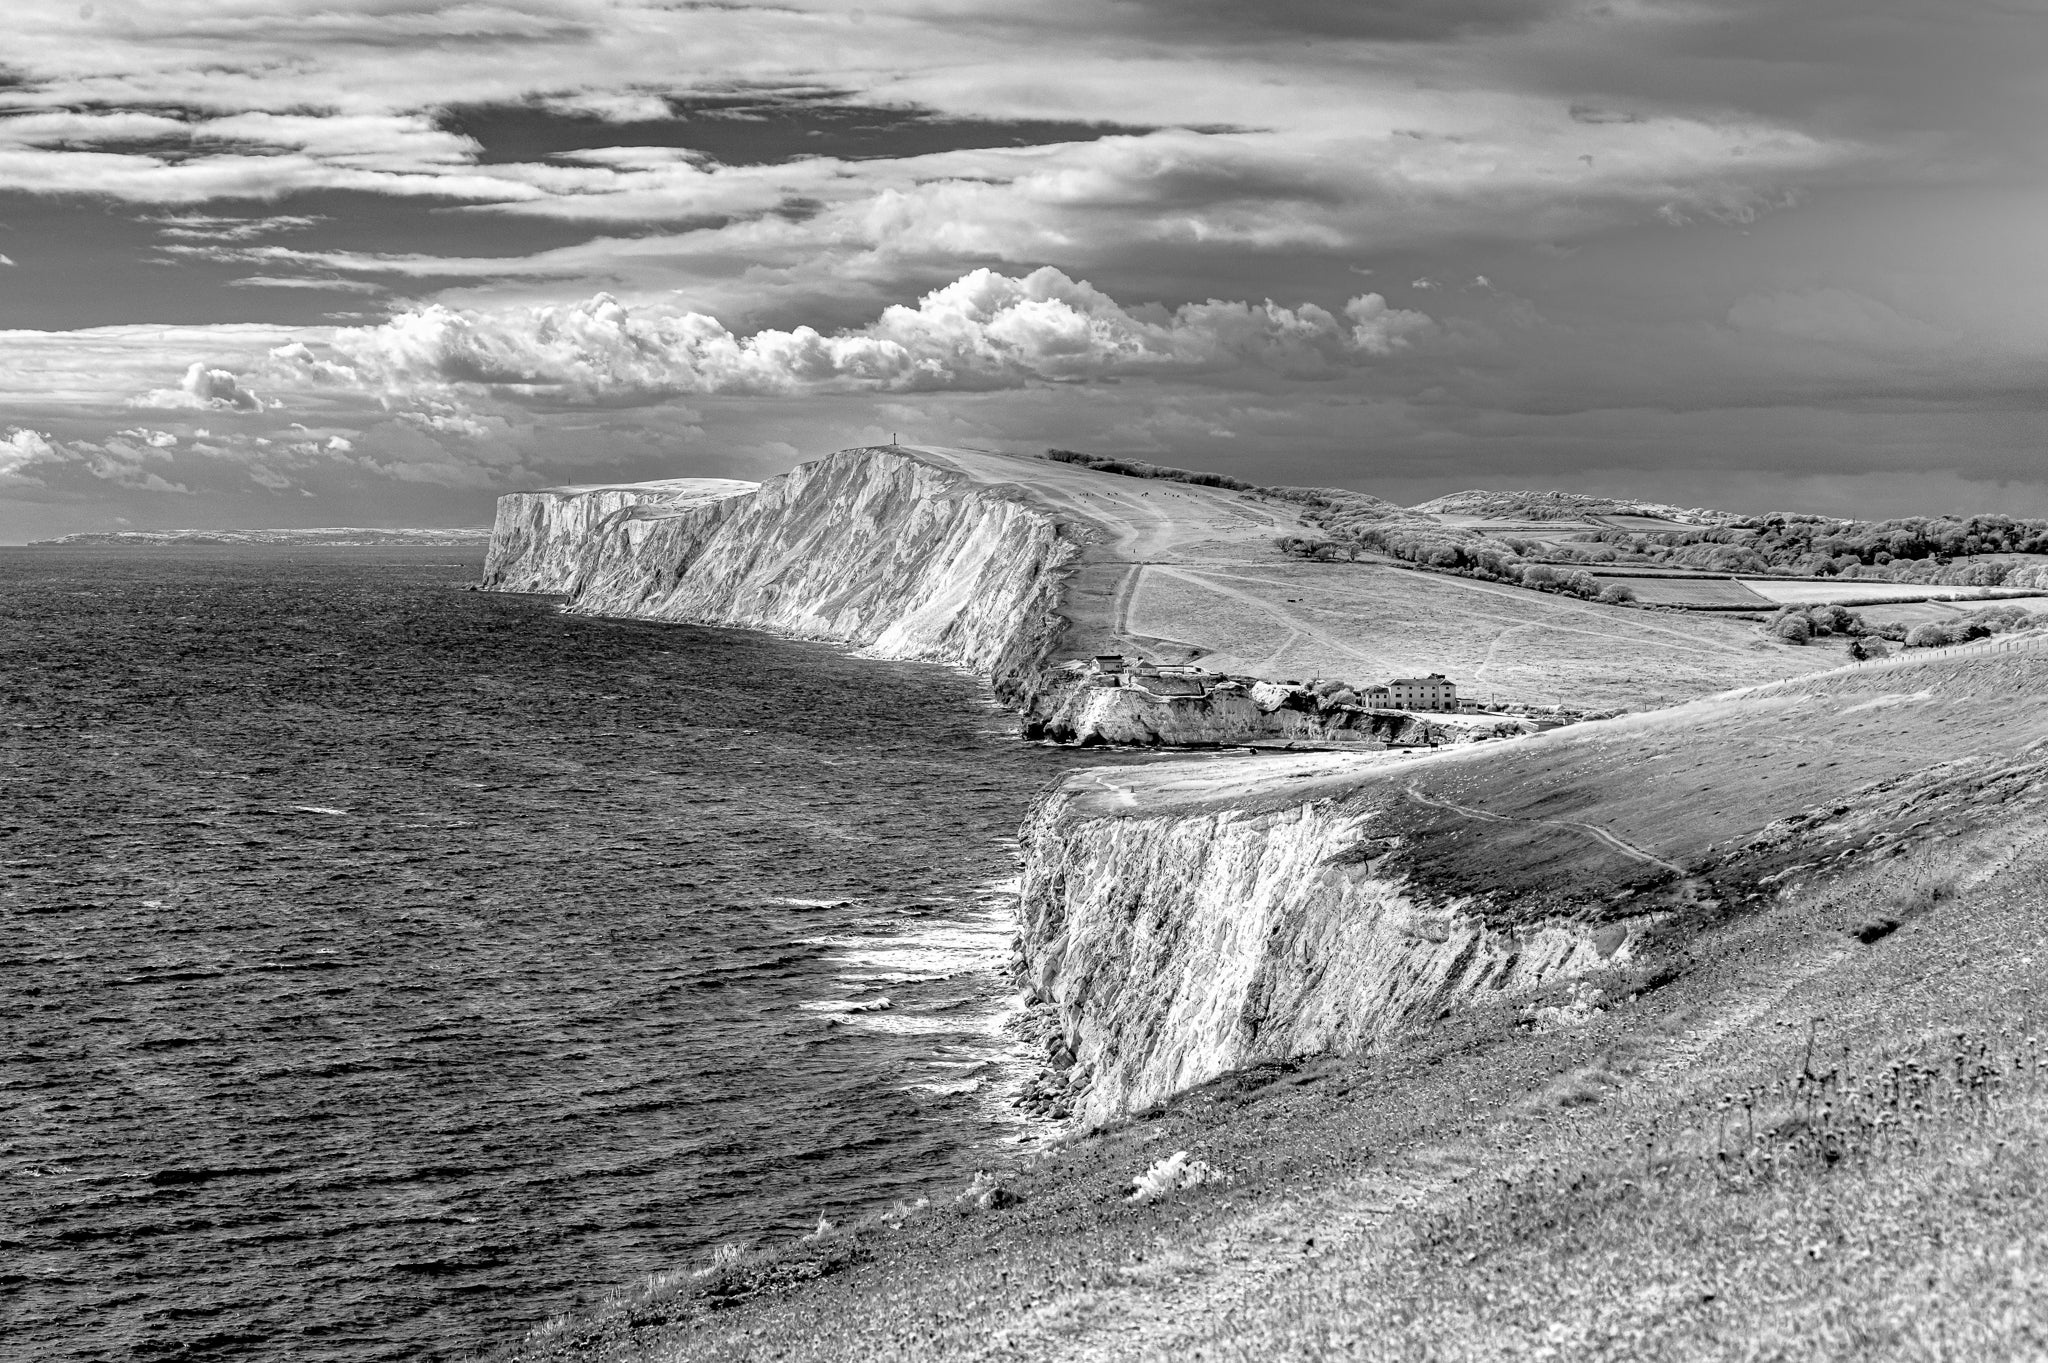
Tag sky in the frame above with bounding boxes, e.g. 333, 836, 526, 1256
0, 0, 2043, 539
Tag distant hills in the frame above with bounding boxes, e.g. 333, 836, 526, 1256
32, 527, 494, 547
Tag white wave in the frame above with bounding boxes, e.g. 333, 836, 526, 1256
797, 996, 892, 1014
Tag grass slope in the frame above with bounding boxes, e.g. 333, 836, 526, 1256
496, 641, 2048, 1363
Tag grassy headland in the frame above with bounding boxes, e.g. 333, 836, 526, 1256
496, 639, 2048, 1362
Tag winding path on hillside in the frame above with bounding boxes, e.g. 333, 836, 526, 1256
1404, 783, 1690, 876
1146, 565, 1379, 669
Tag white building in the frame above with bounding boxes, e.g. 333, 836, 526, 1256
1384, 673, 1459, 712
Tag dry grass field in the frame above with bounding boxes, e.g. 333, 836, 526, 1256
498, 636, 2048, 1363
1124, 558, 1838, 711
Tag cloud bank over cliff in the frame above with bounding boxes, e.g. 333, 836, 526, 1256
271, 268, 1433, 403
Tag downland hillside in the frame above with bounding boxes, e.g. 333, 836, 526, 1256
497, 633, 2048, 1362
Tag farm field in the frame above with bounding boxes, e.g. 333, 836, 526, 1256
1738, 579, 2016, 605
1590, 513, 1700, 530
1123, 558, 1843, 712
1592, 575, 1769, 607
1427, 513, 1602, 547
1852, 594, 2048, 630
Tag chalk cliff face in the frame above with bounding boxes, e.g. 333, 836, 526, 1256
481, 478, 758, 594
1016, 759, 1634, 1125
518, 450, 1082, 701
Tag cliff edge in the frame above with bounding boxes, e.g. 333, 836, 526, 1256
1019, 636, 2048, 1124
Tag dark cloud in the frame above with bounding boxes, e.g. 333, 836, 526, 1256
0, 189, 614, 329
440, 93, 1158, 168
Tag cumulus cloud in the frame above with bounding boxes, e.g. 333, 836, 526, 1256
0, 424, 195, 492
269, 267, 1434, 405
0, 427, 62, 480
394, 400, 494, 439
133, 361, 266, 412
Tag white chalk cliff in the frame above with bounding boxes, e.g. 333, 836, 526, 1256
482, 478, 759, 595
1015, 752, 1634, 1124
482, 449, 1085, 703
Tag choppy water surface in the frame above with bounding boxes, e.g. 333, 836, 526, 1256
0, 547, 1158, 1362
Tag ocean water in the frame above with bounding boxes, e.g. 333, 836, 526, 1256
0, 547, 1157, 1362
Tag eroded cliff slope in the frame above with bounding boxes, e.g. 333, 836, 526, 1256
482, 478, 757, 594
563, 450, 1082, 699
1020, 636, 2048, 1124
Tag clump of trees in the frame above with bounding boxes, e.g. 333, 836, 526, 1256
1768, 603, 1869, 644
1274, 525, 1638, 604
1273, 534, 1359, 561
1899, 604, 2044, 648
1771, 600, 2045, 652
1576, 512, 2048, 582
1042, 448, 1255, 491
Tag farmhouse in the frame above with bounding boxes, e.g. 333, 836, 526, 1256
1385, 673, 1459, 712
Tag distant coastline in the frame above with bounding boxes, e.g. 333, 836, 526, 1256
30, 527, 495, 547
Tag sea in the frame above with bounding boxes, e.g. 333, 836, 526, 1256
0, 546, 1162, 1362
